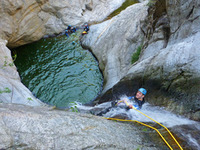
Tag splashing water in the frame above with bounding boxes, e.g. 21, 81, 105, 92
104, 103, 196, 127
75, 96, 200, 149
76, 96, 200, 149
76, 95, 197, 127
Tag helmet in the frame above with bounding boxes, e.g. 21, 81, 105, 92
138, 88, 147, 95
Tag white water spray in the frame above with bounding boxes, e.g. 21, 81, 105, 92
76, 96, 197, 128
75, 96, 200, 149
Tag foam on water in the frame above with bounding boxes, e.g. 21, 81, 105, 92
76, 96, 197, 128
75, 96, 200, 148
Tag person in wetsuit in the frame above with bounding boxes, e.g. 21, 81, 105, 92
84, 24, 89, 32
65, 25, 72, 37
124, 88, 146, 109
95, 88, 147, 116
71, 26, 76, 33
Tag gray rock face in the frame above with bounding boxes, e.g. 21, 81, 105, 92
81, 2, 149, 93
0, 0, 125, 48
0, 103, 158, 150
130, 0, 200, 120
82, 0, 200, 120
0, 40, 43, 106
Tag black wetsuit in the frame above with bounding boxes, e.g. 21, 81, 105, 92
84, 26, 89, 32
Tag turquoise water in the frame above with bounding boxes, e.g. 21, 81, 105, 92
14, 30, 103, 108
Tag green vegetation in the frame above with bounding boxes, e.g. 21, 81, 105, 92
142, 128, 148, 132
105, 0, 139, 20
147, 0, 157, 7
3, 60, 7, 67
131, 45, 142, 64
27, 97, 33, 101
12, 53, 17, 61
70, 102, 79, 112
0, 87, 11, 94
8, 63, 14, 67
1, 55, 15, 69
135, 146, 142, 150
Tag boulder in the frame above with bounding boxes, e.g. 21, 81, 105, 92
0, 103, 159, 150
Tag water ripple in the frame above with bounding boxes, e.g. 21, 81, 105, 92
14, 31, 103, 108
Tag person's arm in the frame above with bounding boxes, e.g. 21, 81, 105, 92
126, 96, 134, 108
127, 96, 134, 100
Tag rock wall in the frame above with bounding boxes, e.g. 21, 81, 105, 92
0, 0, 125, 48
82, 0, 200, 120
0, 39, 43, 106
81, 2, 148, 93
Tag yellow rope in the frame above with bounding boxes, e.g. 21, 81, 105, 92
123, 100, 183, 150
124, 101, 183, 149
103, 117, 173, 150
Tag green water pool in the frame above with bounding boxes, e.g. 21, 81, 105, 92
14, 30, 103, 108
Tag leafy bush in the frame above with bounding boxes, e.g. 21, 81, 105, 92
131, 45, 142, 64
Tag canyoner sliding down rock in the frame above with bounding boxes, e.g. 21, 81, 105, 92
76, 87, 198, 149
0, 0, 200, 149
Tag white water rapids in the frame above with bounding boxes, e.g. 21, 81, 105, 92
73, 96, 200, 149
76, 96, 196, 127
